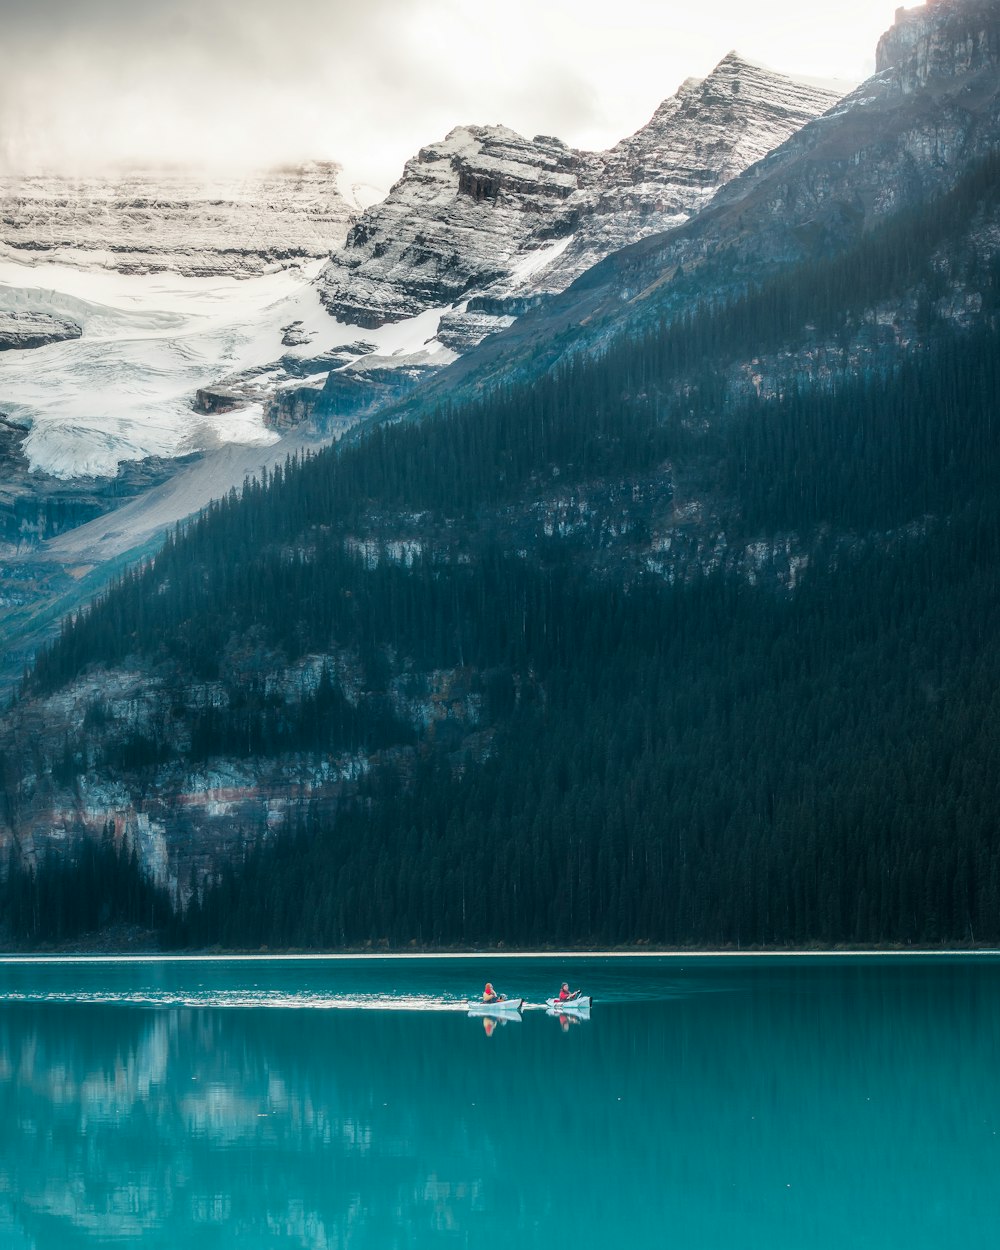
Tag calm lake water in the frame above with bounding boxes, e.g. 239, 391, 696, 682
0, 954, 997, 1248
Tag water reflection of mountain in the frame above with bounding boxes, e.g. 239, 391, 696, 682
0, 965, 998, 1247
0, 1007, 489, 1245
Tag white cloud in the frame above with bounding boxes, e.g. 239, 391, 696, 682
0, 0, 912, 191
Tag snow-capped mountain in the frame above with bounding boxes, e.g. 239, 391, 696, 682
7, 0, 1000, 893
319, 55, 843, 351
0, 163, 353, 277
0, 164, 356, 478
0, 51, 842, 485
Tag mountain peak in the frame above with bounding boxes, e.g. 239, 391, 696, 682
315, 57, 842, 359
714, 49, 760, 71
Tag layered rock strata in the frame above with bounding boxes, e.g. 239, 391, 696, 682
0, 163, 353, 277
0, 311, 82, 350
318, 56, 843, 344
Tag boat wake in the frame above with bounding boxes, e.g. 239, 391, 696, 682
0, 990, 475, 1011
0, 989, 597, 1012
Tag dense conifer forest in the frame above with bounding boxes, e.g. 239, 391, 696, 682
2, 153, 1000, 949
178, 513, 1000, 950
2, 826, 172, 946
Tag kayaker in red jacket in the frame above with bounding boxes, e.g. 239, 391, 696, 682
558, 982, 579, 1002
483, 982, 502, 1003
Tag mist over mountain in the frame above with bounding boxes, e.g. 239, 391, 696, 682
0, 0, 892, 188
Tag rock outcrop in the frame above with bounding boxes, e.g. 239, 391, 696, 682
318, 56, 842, 342
319, 127, 586, 327
0, 310, 82, 350
877, 0, 1000, 91
0, 163, 353, 277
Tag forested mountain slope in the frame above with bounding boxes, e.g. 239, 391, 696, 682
2, 144, 1000, 946
0, 51, 839, 702
2, 0, 1000, 949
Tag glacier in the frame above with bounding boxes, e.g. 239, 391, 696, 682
0, 258, 459, 479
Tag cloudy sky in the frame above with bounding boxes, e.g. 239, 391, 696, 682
0, 0, 911, 195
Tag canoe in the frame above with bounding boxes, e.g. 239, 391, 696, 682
545, 996, 592, 1013
467, 998, 524, 1016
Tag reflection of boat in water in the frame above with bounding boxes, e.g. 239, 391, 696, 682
480, 1014, 518, 1037
546, 999, 592, 1030
551, 1012, 582, 1032
467, 998, 523, 1018
468, 999, 523, 1037
545, 996, 591, 1016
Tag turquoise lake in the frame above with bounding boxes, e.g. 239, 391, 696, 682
0, 955, 997, 1247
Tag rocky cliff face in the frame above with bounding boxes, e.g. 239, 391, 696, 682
877, 0, 1000, 91
320, 127, 584, 328
0, 164, 353, 277
0, 311, 81, 350
318, 57, 841, 344
442, 0, 1000, 400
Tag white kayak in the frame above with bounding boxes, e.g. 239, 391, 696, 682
467, 998, 524, 1016
545, 996, 592, 1013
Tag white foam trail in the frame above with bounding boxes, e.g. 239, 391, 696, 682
0, 990, 473, 1011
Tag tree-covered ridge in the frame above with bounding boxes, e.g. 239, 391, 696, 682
11, 499, 1000, 950
184, 521, 1000, 950
27, 314, 1000, 704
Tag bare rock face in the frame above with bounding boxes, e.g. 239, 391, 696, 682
528, 54, 844, 297
193, 383, 270, 415
877, 0, 1000, 92
0, 163, 353, 277
0, 310, 82, 350
318, 57, 842, 339
443, 0, 1000, 408
319, 127, 587, 327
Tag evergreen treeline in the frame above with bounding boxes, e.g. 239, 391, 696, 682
1, 826, 172, 946
28, 320, 1000, 706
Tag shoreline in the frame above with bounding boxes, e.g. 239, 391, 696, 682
1, 948, 999, 962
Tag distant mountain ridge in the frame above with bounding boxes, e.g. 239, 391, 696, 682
318, 54, 843, 352
0, 164, 353, 277
425, 0, 1000, 405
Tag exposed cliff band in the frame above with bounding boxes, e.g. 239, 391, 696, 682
318, 54, 843, 345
